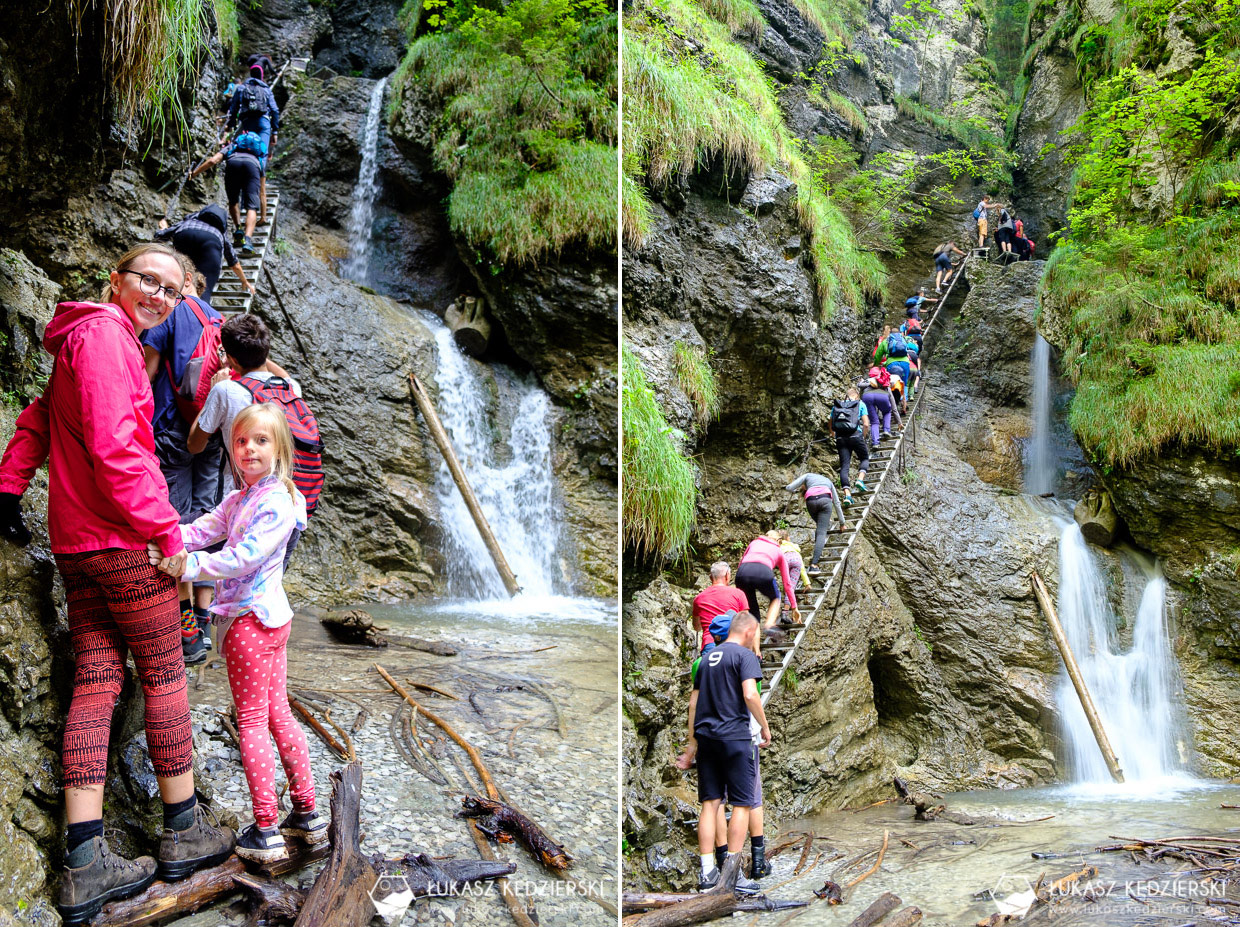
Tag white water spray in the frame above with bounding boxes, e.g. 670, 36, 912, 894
1027, 334, 1056, 494
424, 314, 565, 601
1055, 522, 1188, 787
341, 76, 388, 284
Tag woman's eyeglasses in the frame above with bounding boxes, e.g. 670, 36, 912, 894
119, 270, 185, 307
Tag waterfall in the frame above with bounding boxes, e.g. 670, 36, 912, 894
1027, 334, 1056, 494
1055, 522, 1187, 786
424, 314, 565, 601
341, 76, 388, 284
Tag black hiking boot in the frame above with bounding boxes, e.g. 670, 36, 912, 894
158, 802, 235, 881
750, 845, 771, 879
58, 837, 156, 926
278, 808, 329, 846
235, 823, 288, 864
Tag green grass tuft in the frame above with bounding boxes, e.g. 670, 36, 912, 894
213, 0, 240, 55
674, 343, 721, 428
623, 0, 885, 316
623, 346, 699, 559
809, 88, 867, 133
391, 0, 617, 265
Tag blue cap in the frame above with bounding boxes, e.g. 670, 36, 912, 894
708, 609, 738, 642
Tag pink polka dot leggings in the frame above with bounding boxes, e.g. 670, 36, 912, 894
222, 613, 316, 827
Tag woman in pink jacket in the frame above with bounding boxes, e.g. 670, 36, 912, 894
0, 243, 233, 925
735, 530, 802, 630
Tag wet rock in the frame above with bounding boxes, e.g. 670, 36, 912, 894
237, 0, 334, 64
312, 0, 406, 78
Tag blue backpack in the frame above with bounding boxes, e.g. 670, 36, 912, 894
905, 296, 919, 309
973, 205, 983, 219
231, 131, 267, 160
887, 332, 908, 357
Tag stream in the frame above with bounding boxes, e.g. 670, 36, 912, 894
771, 782, 1240, 926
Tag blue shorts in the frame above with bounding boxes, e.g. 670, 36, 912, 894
697, 737, 759, 807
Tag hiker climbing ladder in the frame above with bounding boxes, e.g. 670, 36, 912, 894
210, 184, 280, 315
761, 254, 974, 707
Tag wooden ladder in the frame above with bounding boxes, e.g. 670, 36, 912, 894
209, 185, 280, 316
760, 253, 974, 706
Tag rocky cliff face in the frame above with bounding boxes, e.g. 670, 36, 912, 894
624, 260, 1092, 889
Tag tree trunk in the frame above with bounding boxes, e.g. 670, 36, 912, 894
293, 761, 378, 927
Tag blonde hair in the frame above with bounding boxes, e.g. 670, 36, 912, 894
99, 242, 184, 303
231, 403, 296, 496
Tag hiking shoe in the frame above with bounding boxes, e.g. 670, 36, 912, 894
182, 629, 207, 667
58, 838, 156, 926
855, 481, 869, 494
158, 802, 235, 881
734, 872, 763, 895
233, 229, 245, 246
806, 564, 822, 576
278, 808, 329, 846
698, 868, 720, 891
882, 431, 893, 439
751, 846, 771, 879
241, 237, 257, 257
842, 497, 853, 508
235, 823, 288, 864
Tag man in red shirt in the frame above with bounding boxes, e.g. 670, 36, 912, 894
691, 562, 749, 651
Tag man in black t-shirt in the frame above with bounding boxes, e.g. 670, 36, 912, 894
676, 610, 771, 892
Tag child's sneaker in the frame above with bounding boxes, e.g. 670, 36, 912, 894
235, 823, 288, 864
278, 808, 329, 846
855, 481, 869, 494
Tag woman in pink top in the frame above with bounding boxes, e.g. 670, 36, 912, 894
735, 530, 801, 629
0, 243, 233, 923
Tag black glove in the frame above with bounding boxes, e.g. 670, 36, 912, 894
0, 492, 31, 547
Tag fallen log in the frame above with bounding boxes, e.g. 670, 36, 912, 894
622, 854, 748, 927
321, 609, 389, 647
461, 795, 572, 871
893, 778, 975, 824
99, 839, 330, 926
234, 872, 307, 925
468, 821, 539, 927
846, 892, 901, 927
387, 853, 516, 895
293, 760, 378, 926
622, 893, 807, 914
382, 634, 459, 656
886, 906, 923, 927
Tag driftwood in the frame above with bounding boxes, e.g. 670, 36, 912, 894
623, 854, 750, 927
846, 892, 901, 927
622, 893, 806, 914
813, 881, 843, 903
386, 852, 516, 895
234, 872, 307, 926
451, 295, 493, 358
293, 761, 377, 927
793, 833, 814, 875
844, 830, 889, 889
886, 905, 923, 927
468, 821, 539, 927
321, 609, 389, 647
99, 840, 330, 926
461, 795, 572, 871
894, 777, 976, 824
382, 633, 460, 656
289, 695, 350, 760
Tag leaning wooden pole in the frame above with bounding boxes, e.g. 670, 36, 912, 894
1031, 570, 1125, 783
408, 373, 521, 596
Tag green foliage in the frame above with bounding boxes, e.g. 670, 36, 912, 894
623, 346, 699, 559
674, 343, 721, 429
788, 0, 864, 45
213, 0, 240, 55
273, 237, 293, 256
894, 96, 1011, 174
982, 0, 1028, 85
784, 666, 800, 690
392, 0, 617, 264
809, 137, 1010, 256
623, 0, 885, 316
67, 0, 215, 142
808, 88, 868, 133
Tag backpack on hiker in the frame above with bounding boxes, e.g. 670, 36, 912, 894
231, 130, 267, 159
236, 82, 270, 117
886, 332, 908, 357
238, 376, 325, 516
867, 365, 891, 389
167, 298, 223, 424
831, 399, 862, 436
973, 204, 983, 220
905, 296, 919, 310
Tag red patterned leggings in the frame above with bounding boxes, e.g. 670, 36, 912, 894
56, 548, 193, 788
221, 614, 315, 827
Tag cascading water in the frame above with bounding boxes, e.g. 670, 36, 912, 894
423, 313, 572, 605
1055, 522, 1189, 787
1027, 334, 1056, 494
341, 76, 387, 284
